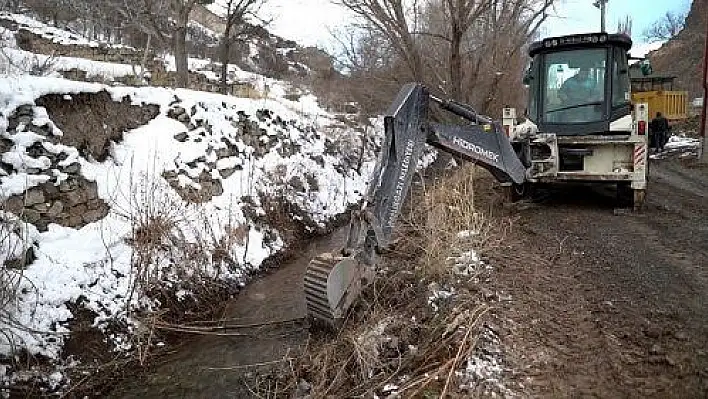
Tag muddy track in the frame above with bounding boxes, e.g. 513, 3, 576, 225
485, 157, 708, 397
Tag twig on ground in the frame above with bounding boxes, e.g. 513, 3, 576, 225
205, 358, 293, 371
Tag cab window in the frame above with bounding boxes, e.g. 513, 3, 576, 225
542, 48, 607, 124
612, 48, 631, 107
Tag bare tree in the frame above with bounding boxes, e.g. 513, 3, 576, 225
0, 0, 22, 12
332, 0, 553, 111
335, 0, 425, 82
616, 15, 632, 36
436, 0, 491, 100
22, 0, 81, 26
170, 0, 215, 88
471, 0, 553, 111
417, 0, 553, 108
327, 26, 404, 113
213, 0, 268, 94
99, 0, 175, 81
643, 11, 686, 41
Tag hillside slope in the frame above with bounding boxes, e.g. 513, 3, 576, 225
648, 0, 707, 99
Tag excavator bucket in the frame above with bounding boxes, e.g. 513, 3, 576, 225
303, 253, 369, 327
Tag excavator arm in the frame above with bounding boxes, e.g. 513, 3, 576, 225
304, 83, 527, 327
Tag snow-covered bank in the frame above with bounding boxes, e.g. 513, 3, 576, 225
0, 74, 384, 389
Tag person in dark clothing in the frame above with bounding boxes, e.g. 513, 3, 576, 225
650, 112, 670, 152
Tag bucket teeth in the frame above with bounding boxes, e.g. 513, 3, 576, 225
304, 254, 339, 325
304, 253, 361, 328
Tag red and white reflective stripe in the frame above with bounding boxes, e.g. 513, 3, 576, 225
634, 144, 646, 167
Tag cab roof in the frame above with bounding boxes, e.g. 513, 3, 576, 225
529, 33, 633, 57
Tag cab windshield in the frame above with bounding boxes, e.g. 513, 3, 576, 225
543, 48, 607, 124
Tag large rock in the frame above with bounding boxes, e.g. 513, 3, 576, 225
647, 0, 708, 99
47, 201, 64, 217
24, 187, 45, 206
4, 178, 108, 232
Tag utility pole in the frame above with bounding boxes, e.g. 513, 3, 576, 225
700, 19, 708, 163
593, 0, 609, 33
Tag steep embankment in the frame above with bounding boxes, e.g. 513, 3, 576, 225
648, 0, 707, 99
0, 75, 380, 393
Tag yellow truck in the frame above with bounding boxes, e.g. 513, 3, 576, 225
631, 76, 688, 122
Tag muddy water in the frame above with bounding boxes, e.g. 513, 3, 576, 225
108, 227, 349, 398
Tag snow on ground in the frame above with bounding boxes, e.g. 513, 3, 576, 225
0, 16, 140, 80
664, 135, 701, 151
0, 12, 133, 49
0, 75, 380, 372
0, 46, 139, 79
0, 12, 307, 101
457, 324, 515, 396
649, 134, 701, 160
0, 25, 16, 48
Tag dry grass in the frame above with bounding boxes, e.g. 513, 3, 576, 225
264, 269, 492, 398
0, 195, 40, 356
398, 164, 510, 279
258, 163, 508, 398
115, 172, 248, 328
0, 217, 24, 319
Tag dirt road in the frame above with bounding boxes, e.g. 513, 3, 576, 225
485, 157, 708, 397
108, 156, 707, 398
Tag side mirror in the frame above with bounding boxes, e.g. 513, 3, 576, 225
523, 68, 534, 85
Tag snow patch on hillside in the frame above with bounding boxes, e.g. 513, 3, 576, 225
0, 47, 138, 79
0, 12, 133, 49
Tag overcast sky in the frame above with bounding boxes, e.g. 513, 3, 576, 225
241, 0, 693, 48
540, 0, 693, 41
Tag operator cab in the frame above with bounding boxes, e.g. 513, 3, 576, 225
524, 33, 633, 135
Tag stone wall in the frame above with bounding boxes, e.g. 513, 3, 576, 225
15, 29, 150, 66
2, 94, 159, 232
190, 4, 226, 34
149, 67, 262, 97
2, 105, 109, 232
4, 179, 107, 232
161, 101, 310, 203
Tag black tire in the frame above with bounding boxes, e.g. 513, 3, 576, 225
616, 182, 634, 208
505, 182, 530, 203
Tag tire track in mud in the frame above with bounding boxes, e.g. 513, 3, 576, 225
485, 157, 708, 397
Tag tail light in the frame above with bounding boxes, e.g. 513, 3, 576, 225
638, 120, 646, 135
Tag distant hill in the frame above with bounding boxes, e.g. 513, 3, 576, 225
189, 4, 338, 83
2, 2, 339, 85
647, 0, 707, 100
